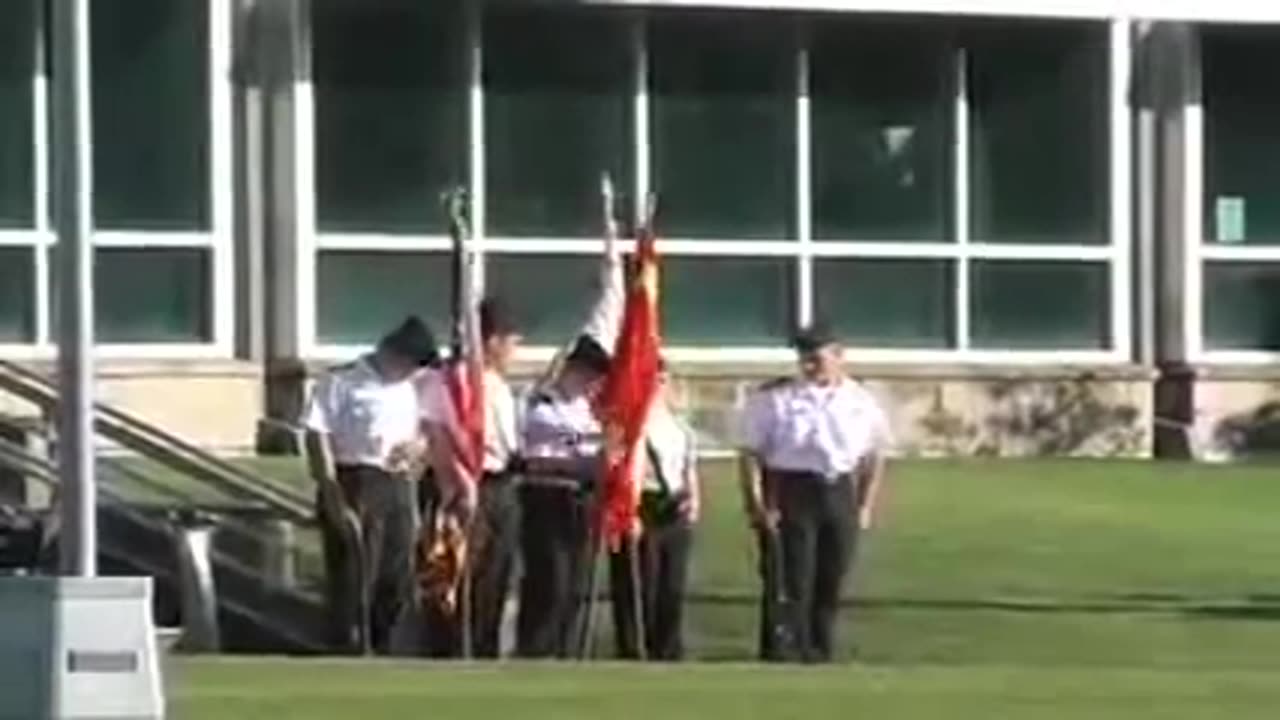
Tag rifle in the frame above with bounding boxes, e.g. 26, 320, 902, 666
759, 521, 794, 662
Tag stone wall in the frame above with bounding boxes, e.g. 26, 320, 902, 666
1180, 367, 1280, 461
0, 361, 264, 454
0, 358, 1216, 460
661, 364, 1155, 459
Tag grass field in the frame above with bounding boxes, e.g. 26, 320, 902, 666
172, 458, 1280, 717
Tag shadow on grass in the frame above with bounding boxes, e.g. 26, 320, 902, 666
683, 592, 1280, 620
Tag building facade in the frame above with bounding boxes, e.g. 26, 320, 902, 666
2, 0, 1280, 457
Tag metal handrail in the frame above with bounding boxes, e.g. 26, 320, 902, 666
0, 439, 325, 652
0, 359, 313, 523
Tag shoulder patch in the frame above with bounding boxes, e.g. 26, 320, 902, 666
756, 376, 791, 392
322, 360, 358, 377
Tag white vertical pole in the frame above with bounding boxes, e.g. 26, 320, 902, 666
467, 5, 484, 238
295, 0, 318, 355
1109, 18, 1134, 361
796, 34, 813, 329
33, 1, 51, 347
953, 46, 972, 352
52, 0, 96, 577
633, 13, 649, 228
1182, 32, 1204, 363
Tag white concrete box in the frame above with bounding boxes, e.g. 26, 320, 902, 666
0, 577, 163, 719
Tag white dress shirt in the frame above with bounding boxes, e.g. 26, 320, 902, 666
739, 377, 892, 479
301, 356, 420, 468
519, 386, 602, 463
417, 366, 518, 473
643, 404, 696, 495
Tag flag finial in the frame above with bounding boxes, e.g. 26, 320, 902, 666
440, 186, 470, 239
601, 172, 618, 253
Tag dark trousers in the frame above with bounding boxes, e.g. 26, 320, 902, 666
469, 475, 521, 658
609, 495, 693, 661
768, 471, 858, 663
331, 465, 414, 655
516, 484, 591, 658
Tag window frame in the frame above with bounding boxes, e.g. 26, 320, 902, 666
1191, 26, 1280, 364
0, 0, 234, 359
297, 7, 1133, 366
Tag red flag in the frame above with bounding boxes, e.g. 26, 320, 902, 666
598, 221, 662, 549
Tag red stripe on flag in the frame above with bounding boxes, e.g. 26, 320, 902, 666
598, 226, 662, 548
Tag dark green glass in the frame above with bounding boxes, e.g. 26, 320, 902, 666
970, 260, 1108, 349
315, 250, 452, 345
811, 20, 951, 241
484, 6, 631, 238
1203, 27, 1280, 245
90, 0, 210, 229
968, 22, 1108, 245
313, 0, 465, 234
815, 259, 953, 348
650, 13, 796, 240
0, 1, 34, 228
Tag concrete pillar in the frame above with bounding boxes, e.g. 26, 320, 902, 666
256, 0, 309, 451
1143, 23, 1201, 457
233, 0, 267, 365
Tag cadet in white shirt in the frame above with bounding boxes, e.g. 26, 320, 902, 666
515, 335, 612, 659
418, 297, 523, 658
302, 316, 439, 654
738, 323, 891, 663
609, 358, 701, 661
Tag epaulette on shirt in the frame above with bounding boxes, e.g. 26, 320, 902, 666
323, 360, 359, 378
756, 376, 791, 392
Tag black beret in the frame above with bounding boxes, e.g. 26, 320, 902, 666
378, 316, 440, 367
791, 321, 837, 354
565, 334, 611, 375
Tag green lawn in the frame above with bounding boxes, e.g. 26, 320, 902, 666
172, 458, 1280, 717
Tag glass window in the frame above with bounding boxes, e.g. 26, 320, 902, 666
1203, 28, 1280, 245
0, 1, 34, 229
313, 0, 465, 234
1203, 263, 1280, 351
486, 255, 599, 346
811, 21, 951, 241
662, 257, 793, 346
970, 260, 1108, 349
315, 251, 452, 346
814, 259, 953, 348
650, 12, 795, 240
484, 6, 631, 238
90, 0, 209, 230
968, 22, 1108, 244
51, 248, 212, 343
0, 248, 35, 342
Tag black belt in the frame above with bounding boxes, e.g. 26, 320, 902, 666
335, 463, 391, 475
522, 475, 588, 491
765, 468, 853, 485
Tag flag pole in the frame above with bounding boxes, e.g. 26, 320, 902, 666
54, 0, 96, 579
453, 188, 476, 661
627, 517, 648, 661
576, 174, 619, 660
626, 193, 660, 662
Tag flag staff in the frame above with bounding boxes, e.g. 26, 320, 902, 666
576, 173, 620, 659
53, 0, 97, 577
